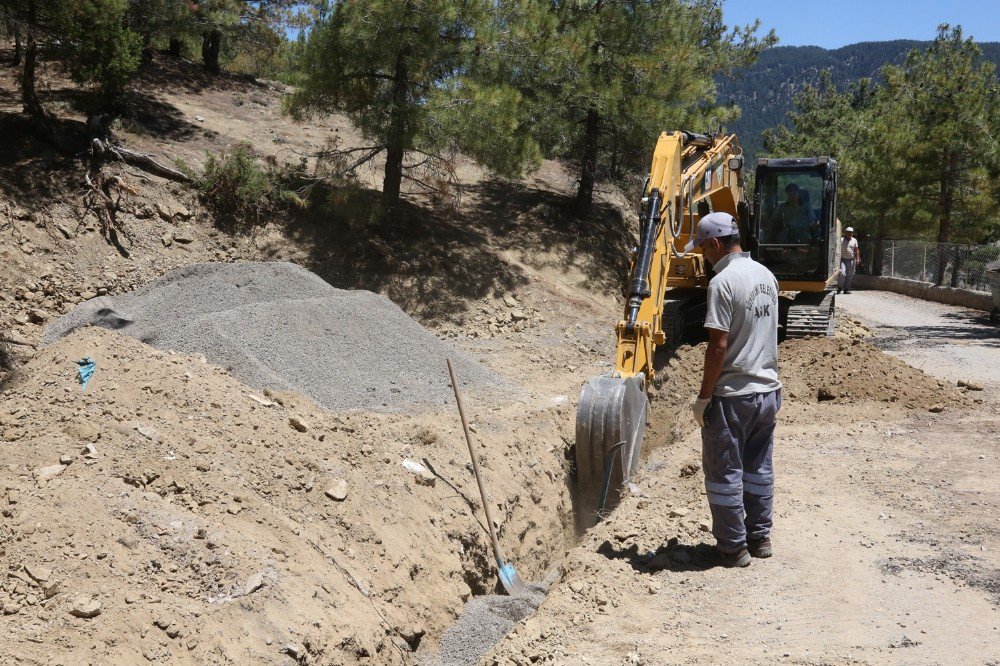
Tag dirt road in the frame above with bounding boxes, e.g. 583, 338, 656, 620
484, 308, 1000, 665
836, 290, 999, 390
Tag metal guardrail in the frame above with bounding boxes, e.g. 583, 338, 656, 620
880, 240, 1000, 292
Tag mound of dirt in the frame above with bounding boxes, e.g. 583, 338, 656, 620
833, 313, 872, 341
0, 328, 574, 664
44, 262, 505, 412
652, 335, 967, 414
780, 337, 969, 409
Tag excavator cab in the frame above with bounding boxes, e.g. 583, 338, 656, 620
751, 157, 840, 337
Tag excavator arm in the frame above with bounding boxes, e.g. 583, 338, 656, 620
618, 131, 745, 380
574, 131, 746, 528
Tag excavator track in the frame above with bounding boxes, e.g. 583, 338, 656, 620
783, 290, 835, 338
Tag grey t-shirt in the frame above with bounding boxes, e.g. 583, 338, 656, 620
704, 252, 782, 397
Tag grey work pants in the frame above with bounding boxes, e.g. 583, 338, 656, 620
701, 389, 781, 553
838, 257, 856, 291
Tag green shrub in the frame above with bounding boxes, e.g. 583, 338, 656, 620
197, 143, 291, 229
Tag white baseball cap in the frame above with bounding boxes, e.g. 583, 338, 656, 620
845, 226, 855, 233
684, 212, 740, 252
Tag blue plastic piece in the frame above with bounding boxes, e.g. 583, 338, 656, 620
76, 357, 96, 392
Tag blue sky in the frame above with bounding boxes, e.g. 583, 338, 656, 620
725, 0, 1000, 49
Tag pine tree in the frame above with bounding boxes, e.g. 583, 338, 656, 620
288, 0, 541, 212
881, 25, 1000, 284
0, 0, 54, 120
763, 70, 888, 232
0, 0, 143, 122
193, 1, 302, 75
510, 0, 775, 218
60, 0, 143, 106
125, 0, 193, 61
762, 26, 1000, 282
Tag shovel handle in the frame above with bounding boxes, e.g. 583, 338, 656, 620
447, 359, 505, 566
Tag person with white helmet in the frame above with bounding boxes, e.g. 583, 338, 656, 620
687, 212, 782, 568
838, 227, 861, 294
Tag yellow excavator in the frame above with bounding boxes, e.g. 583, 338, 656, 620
575, 130, 840, 525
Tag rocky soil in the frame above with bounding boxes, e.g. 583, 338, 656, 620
0, 327, 575, 664
0, 63, 620, 659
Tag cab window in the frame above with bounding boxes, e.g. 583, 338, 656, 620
758, 172, 824, 245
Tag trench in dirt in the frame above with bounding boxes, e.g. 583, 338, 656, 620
417, 451, 579, 666
425, 327, 865, 663
419, 374, 691, 666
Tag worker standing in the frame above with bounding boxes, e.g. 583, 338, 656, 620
838, 227, 861, 294
686, 212, 782, 568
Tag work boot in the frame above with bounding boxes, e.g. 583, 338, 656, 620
844, 290, 852, 294
836, 288, 842, 294
719, 547, 751, 568
748, 537, 772, 559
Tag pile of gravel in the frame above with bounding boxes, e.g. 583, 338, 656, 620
44, 262, 505, 412
420, 585, 548, 666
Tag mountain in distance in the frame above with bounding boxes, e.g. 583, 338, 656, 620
718, 40, 1000, 160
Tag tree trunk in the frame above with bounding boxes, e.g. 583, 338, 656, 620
140, 33, 154, 68
383, 143, 404, 211
573, 0, 604, 220
382, 51, 409, 212
950, 245, 962, 288
872, 233, 884, 276
168, 37, 182, 59
574, 108, 600, 219
934, 150, 959, 285
202, 30, 221, 75
21, 23, 43, 121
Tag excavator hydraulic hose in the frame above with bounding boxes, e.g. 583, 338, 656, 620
626, 188, 662, 332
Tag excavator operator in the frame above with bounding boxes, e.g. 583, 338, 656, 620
688, 212, 783, 568
769, 183, 815, 243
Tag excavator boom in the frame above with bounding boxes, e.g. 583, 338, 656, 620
575, 131, 746, 528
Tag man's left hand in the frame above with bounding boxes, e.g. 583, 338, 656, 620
693, 396, 712, 428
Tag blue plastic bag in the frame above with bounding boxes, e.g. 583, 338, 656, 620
76, 357, 96, 392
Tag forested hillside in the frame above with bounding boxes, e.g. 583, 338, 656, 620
720, 40, 1000, 159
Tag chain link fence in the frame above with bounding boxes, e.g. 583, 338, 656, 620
879, 240, 1000, 292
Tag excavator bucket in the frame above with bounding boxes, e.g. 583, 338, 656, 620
574, 374, 648, 529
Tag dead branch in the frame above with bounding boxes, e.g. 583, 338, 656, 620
92, 139, 191, 183
111, 175, 140, 195
291, 146, 384, 200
